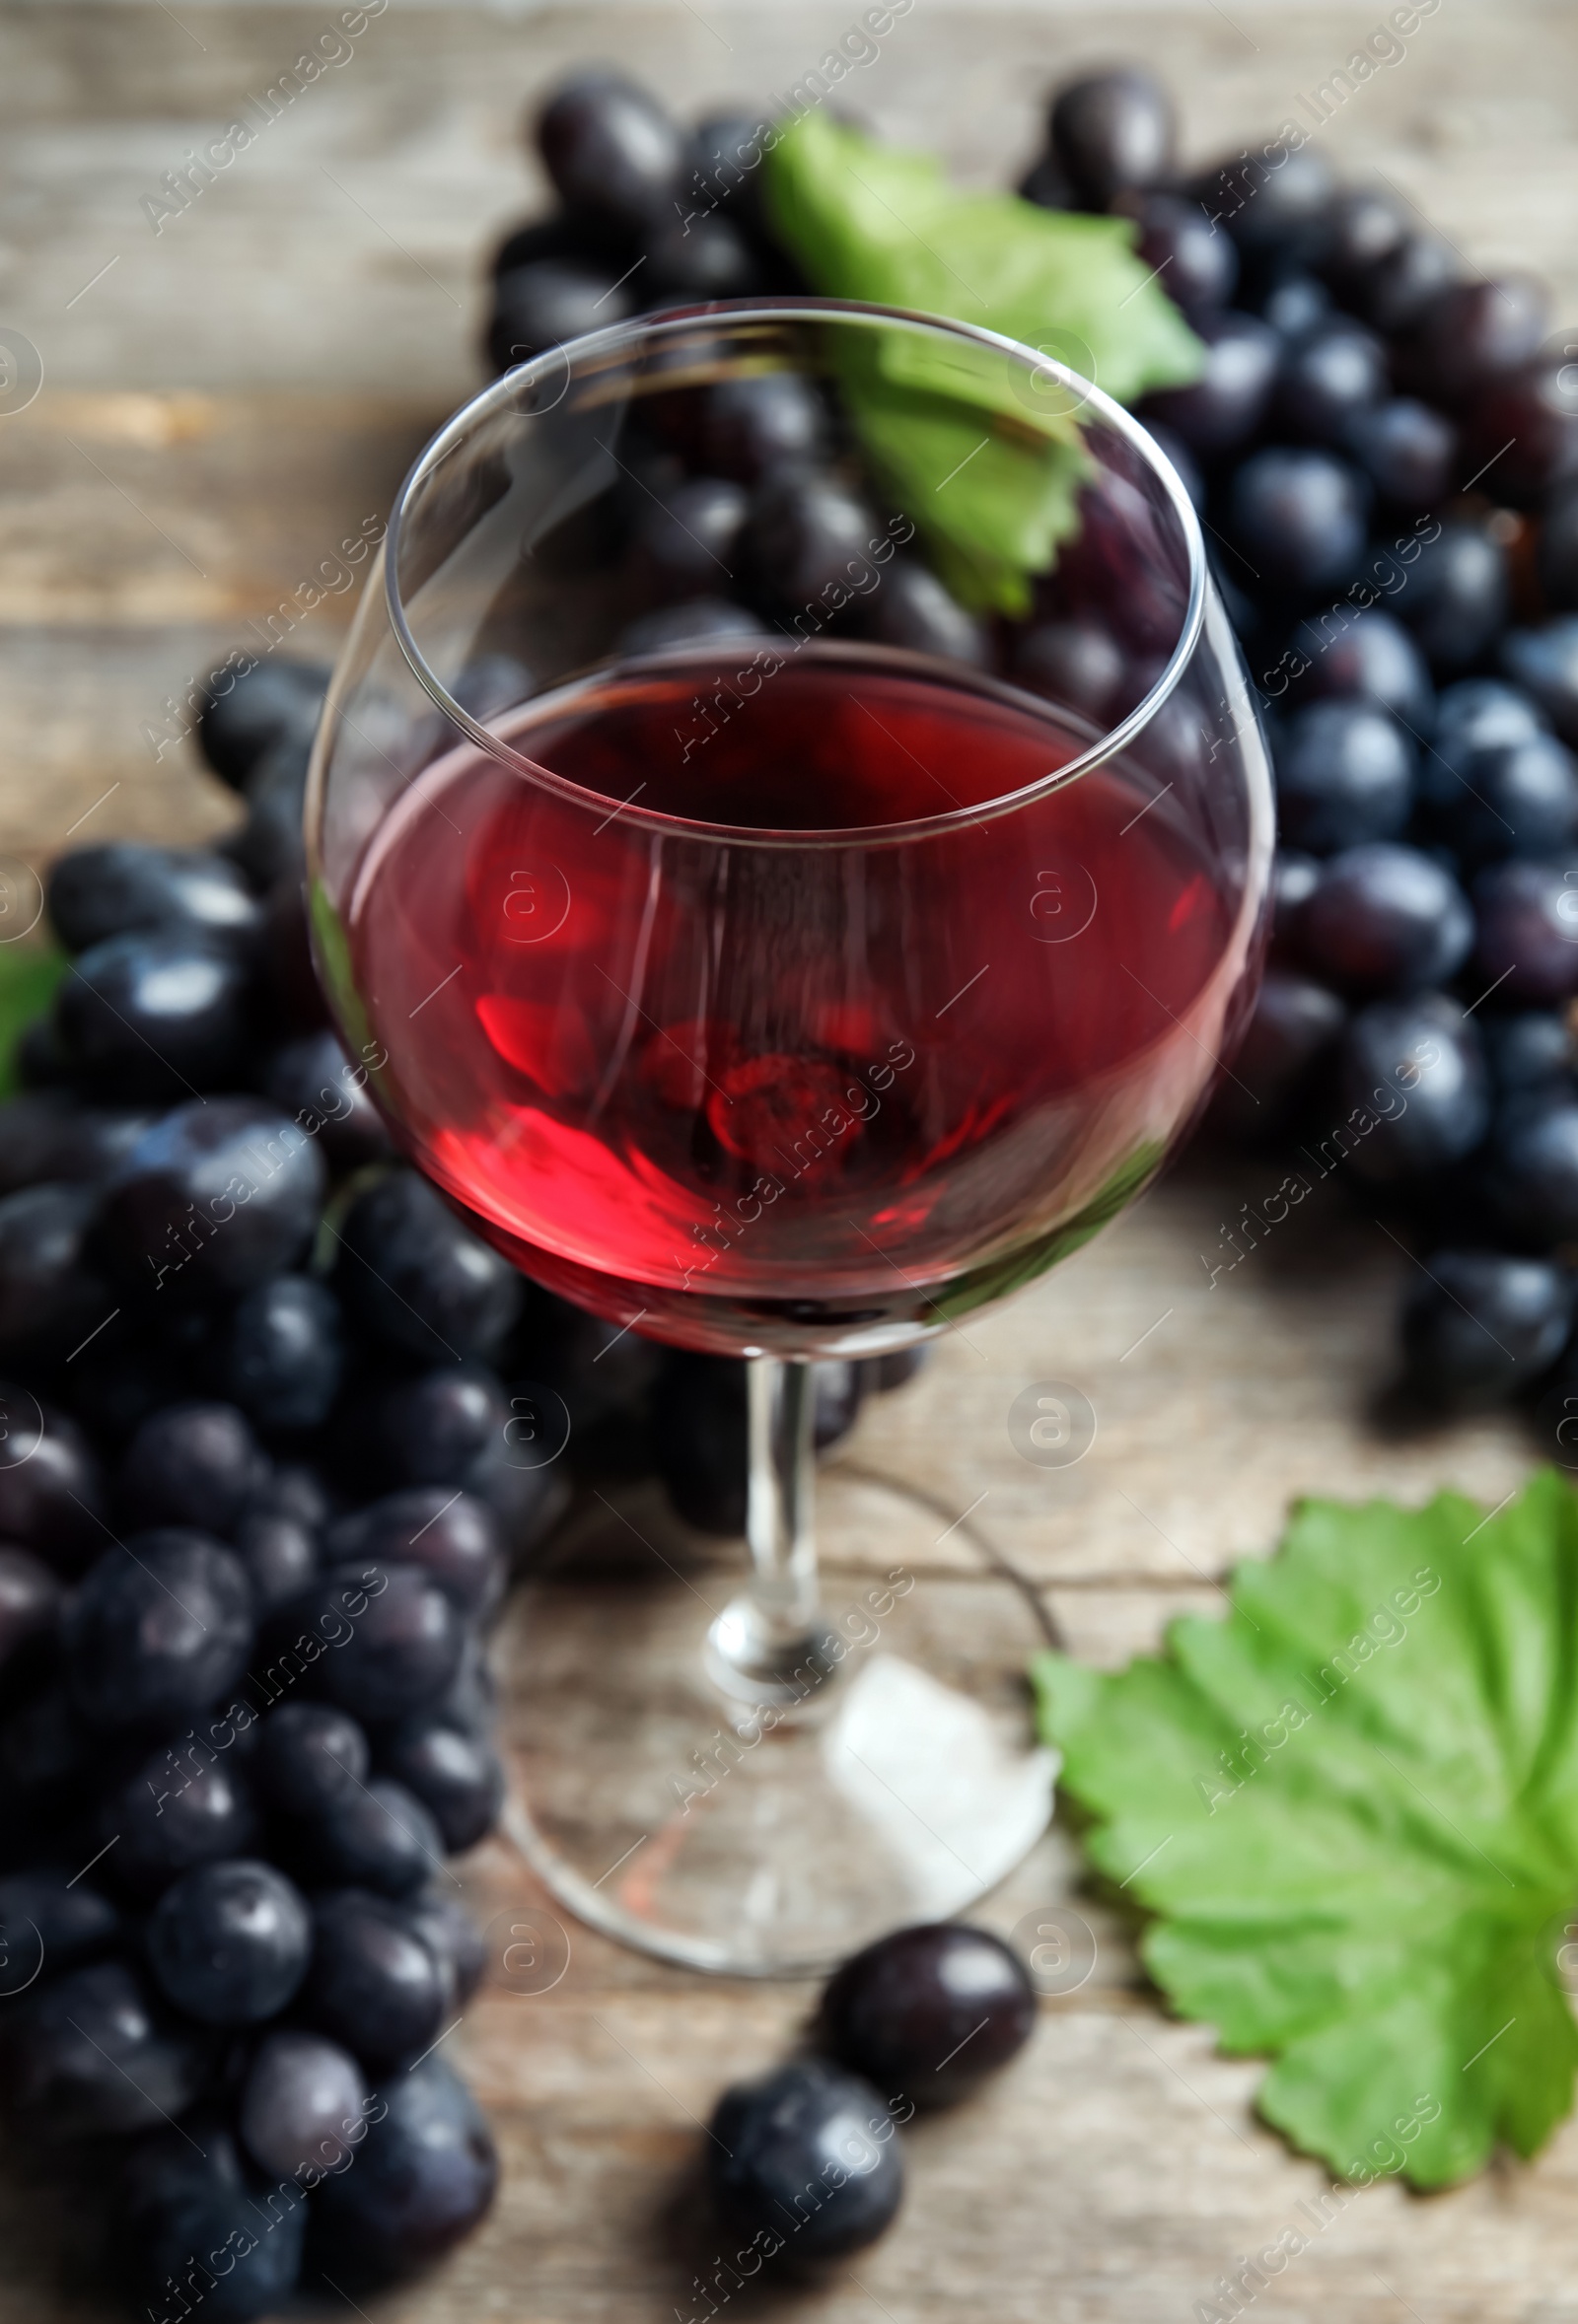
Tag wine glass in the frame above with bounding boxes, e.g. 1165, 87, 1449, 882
306, 300, 1272, 1975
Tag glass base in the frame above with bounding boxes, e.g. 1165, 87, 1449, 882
492, 1469, 1058, 1977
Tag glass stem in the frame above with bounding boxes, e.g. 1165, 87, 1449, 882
746, 1355, 820, 1643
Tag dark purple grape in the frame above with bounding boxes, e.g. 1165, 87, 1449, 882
65, 1531, 252, 1732
1397, 275, 1549, 406
1018, 152, 1074, 211
822, 1923, 1036, 2107
0, 1092, 157, 1198
286, 1563, 463, 1724
487, 260, 633, 373
350, 1364, 510, 1498
643, 211, 761, 299
311, 2053, 497, 2279
490, 210, 633, 280
54, 931, 254, 1101
240, 2029, 367, 2181
1473, 860, 1578, 1004
118, 2127, 305, 2319
0, 1868, 119, 1971
710, 2058, 903, 2260
1274, 700, 1414, 853
398, 1890, 487, 2007
1432, 677, 1547, 773
1488, 1098, 1578, 1244
1435, 733, 1578, 867
1464, 360, 1578, 509
264, 1028, 393, 1166
1338, 996, 1490, 1181
1270, 850, 1323, 947
0, 1183, 113, 1363
1294, 845, 1471, 995
1483, 1011, 1574, 1096
254, 1703, 369, 1817
325, 1488, 501, 1617
0, 1544, 60, 1678
633, 475, 749, 599
220, 735, 310, 891
1400, 1249, 1572, 1406
147, 1858, 311, 2025
863, 559, 988, 666
332, 1168, 522, 1364
1191, 145, 1334, 264
1050, 68, 1176, 206
118, 1401, 268, 1536
1138, 310, 1279, 454
1132, 192, 1237, 315
233, 1505, 318, 1617
536, 71, 683, 229
1229, 448, 1369, 594
378, 1717, 504, 1853
1502, 619, 1578, 746
619, 599, 767, 654
426, 1628, 496, 1740
48, 844, 261, 957
222, 1275, 345, 1435
1211, 969, 1345, 1138
301, 1888, 448, 2071
745, 471, 880, 607
687, 112, 768, 220
697, 372, 830, 482
1318, 185, 1409, 299
1257, 274, 1331, 340
1288, 604, 1433, 732
1353, 231, 1461, 334
1389, 521, 1509, 674
1343, 398, 1459, 513
1012, 616, 1126, 724
1275, 320, 1387, 446
97, 1098, 327, 1302
0, 1389, 106, 1575
291, 1776, 443, 1897
198, 659, 328, 795
106, 1746, 260, 1900
5, 1960, 208, 2139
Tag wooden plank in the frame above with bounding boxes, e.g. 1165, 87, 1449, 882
1, 7, 1574, 2321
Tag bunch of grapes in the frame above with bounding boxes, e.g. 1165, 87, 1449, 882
482, 64, 1578, 1431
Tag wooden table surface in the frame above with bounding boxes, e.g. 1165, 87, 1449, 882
2, 4, 1577, 2319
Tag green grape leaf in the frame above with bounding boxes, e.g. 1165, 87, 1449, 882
1034, 1472, 1578, 2189
0, 943, 67, 1096
761, 110, 1204, 612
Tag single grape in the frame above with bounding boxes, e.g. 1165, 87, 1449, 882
311, 2053, 498, 2278
697, 372, 830, 482
0, 1390, 106, 1574
398, 1889, 488, 2007
0, 1868, 119, 1971
1288, 605, 1433, 732
54, 931, 254, 1101
1502, 618, 1578, 746
1338, 996, 1490, 1181
333, 1168, 523, 1364
632, 475, 750, 599
1257, 274, 1331, 340
48, 844, 261, 956
1049, 68, 1176, 206
289, 1776, 444, 1898
263, 1027, 393, 1166
147, 1858, 312, 2025
232, 1507, 319, 1617
1138, 310, 1279, 454
280, 1563, 463, 1724
709, 2058, 903, 2260
487, 261, 633, 373
0, 1092, 157, 1197
1189, 145, 1334, 263
350, 1364, 512, 1494
104, 1746, 260, 1900
300, 1887, 448, 2071
96, 1097, 328, 1302
1210, 969, 1345, 1138
377, 1716, 505, 1852
745, 471, 881, 607
0, 1183, 115, 1365
1353, 231, 1461, 333
118, 1401, 269, 1536
1012, 617, 1127, 724
1132, 192, 1238, 315
239, 2028, 368, 2181
1390, 522, 1509, 673
643, 211, 761, 300
1488, 1098, 1578, 1243
1434, 733, 1578, 866
1464, 359, 1578, 509
1273, 699, 1414, 853
0, 1544, 61, 1679
325, 1487, 502, 1616
862, 559, 989, 666
821, 1923, 1037, 2106
1472, 859, 1578, 1003
1293, 845, 1472, 994
64, 1531, 252, 1732
1275, 319, 1387, 446
1396, 274, 1549, 405
254, 1702, 370, 1818
535, 71, 684, 228
221, 1275, 346, 1435
197, 659, 328, 794
7, 1960, 208, 2139
1343, 398, 1458, 512
1400, 1249, 1572, 1405
1482, 1011, 1574, 1096
1318, 185, 1409, 299
1229, 448, 1369, 594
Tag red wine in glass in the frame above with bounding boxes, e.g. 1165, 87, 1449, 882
347, 644, 1236, 1352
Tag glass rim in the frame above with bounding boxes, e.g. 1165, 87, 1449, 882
381, 295, 1210, 851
